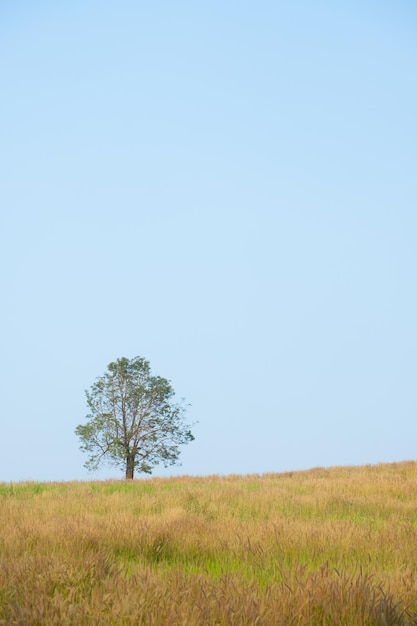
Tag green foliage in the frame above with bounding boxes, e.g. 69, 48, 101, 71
75, 356, 195, 478
0, 482, 48, 498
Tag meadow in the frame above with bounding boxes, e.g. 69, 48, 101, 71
1, 461, 417, 625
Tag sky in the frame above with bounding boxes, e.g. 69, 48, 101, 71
1, 1, 416, 481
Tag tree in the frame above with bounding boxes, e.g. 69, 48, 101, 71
75, 356, 195, 479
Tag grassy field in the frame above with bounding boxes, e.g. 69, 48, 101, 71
1, 461, 417, 625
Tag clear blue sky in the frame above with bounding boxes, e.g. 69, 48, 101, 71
1, 1, 416, 481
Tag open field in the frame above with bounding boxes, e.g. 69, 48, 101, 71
1, 462, 417, 625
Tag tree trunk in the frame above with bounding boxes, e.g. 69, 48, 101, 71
125, 453, 135, 480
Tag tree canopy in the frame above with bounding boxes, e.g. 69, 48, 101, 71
75, 356, 195, 479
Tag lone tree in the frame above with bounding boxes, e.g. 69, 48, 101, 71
75, 356, 195, 479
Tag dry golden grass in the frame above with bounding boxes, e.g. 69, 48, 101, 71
1, 461, 417, 624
